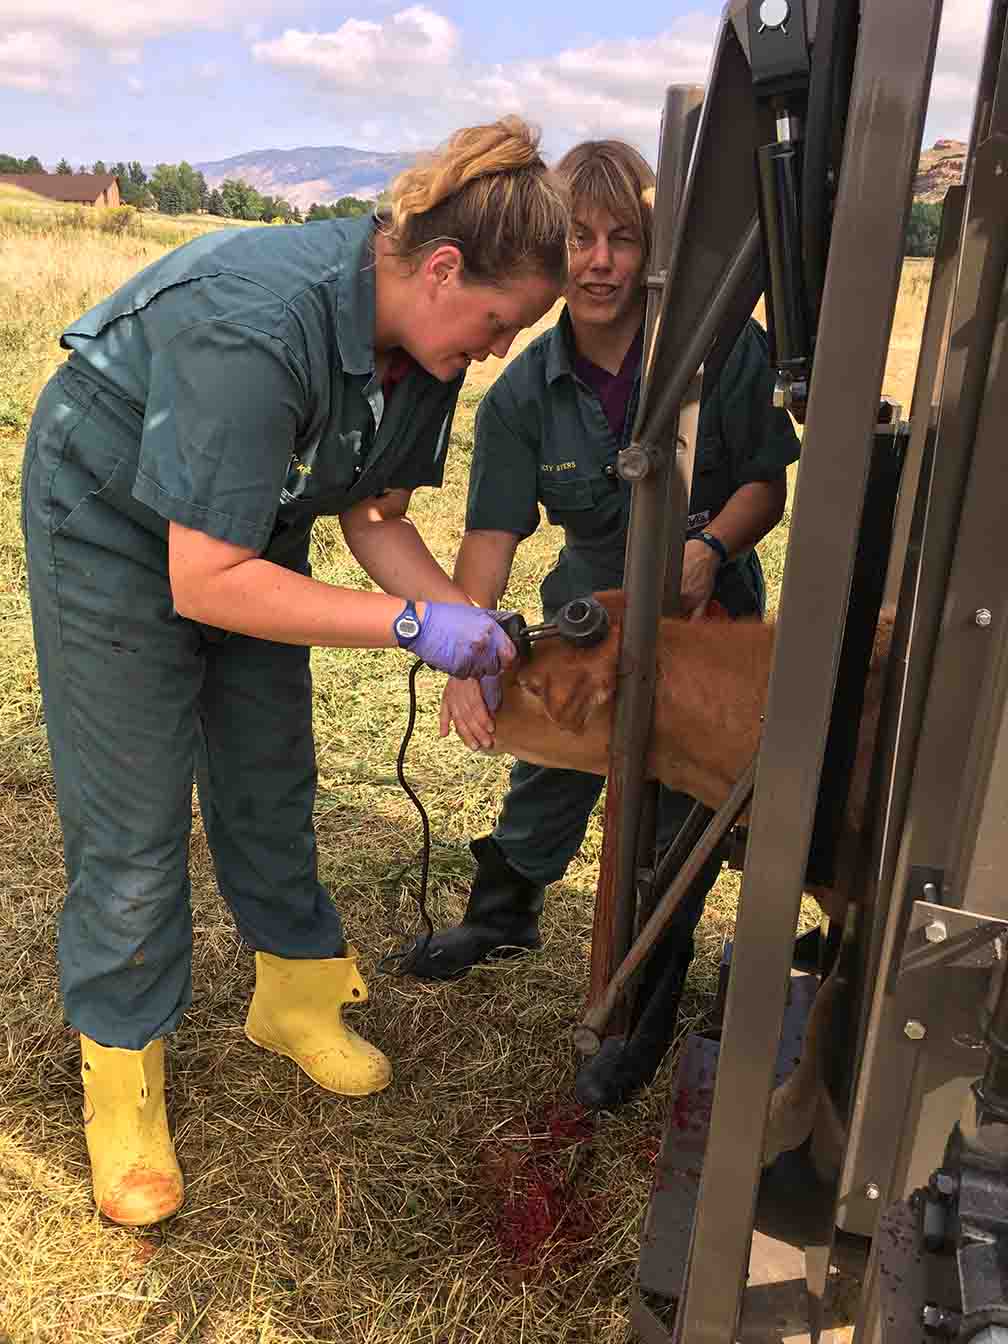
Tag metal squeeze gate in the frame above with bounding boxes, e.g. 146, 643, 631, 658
576, 2, 1008, 1339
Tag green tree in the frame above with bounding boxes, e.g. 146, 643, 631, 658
260, 194, 295, 223
128, 161, 147, 189
333, 195, 370, 217
92, 159, 108, 175
149, 164, 187, 214
177, 161, 204, 214
1, 153, 46, 173
906, 200, 943, 257
56, 158, 73, 174
220, 178, 264, 221
206, 188, 230, 217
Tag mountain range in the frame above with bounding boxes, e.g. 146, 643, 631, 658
192, 138, 967, 213
193, 145, 417, 211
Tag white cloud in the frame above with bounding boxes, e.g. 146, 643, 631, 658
928, 0, 989, 141
0, 0, 302, 92
252, 7, 717, 157
251, 2, 989, 159
252, 7, 460, 94
0, 29, 76, 94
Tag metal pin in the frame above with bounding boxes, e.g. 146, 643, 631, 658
905, 1020, 927, 1040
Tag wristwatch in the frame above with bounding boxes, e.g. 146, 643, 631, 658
393, 599, 423, 647
691, 530, 728, 565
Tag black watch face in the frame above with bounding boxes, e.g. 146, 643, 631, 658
396, 615, 421, 641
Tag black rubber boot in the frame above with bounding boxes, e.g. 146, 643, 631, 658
405, 837, 546, 981
574, 932, 694, 1112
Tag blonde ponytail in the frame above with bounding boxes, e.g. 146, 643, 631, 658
382, 117, 569, 286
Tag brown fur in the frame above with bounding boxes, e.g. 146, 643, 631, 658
490, 592, 895, 925
493, 593, 891, 814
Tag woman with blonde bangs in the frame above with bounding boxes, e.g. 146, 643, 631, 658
20, 116, 568, 1227
408, 139, 801, 1111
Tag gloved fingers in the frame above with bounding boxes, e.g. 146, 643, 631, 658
479, 673, 502, 715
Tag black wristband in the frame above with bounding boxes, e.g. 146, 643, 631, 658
691, 530, 728, 565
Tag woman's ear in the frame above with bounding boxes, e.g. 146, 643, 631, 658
423, 243, 464, 288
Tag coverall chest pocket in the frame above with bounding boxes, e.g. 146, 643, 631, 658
281, 429, 369, 514
539, 475, 622, 544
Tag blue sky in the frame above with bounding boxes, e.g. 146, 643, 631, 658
0, 0, 990, 170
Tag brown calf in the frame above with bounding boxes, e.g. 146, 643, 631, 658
490, 590, 893, 923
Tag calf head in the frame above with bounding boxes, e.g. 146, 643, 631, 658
489, 591, 626, 778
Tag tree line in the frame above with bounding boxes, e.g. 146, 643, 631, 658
1, 153, 373, 224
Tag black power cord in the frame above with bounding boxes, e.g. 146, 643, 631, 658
377, 657, 435, 976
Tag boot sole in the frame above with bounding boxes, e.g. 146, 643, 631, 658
244, 1028, 392, 1098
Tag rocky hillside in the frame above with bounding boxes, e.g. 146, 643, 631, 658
193, 145, 416, 211
914, 138, 967, 202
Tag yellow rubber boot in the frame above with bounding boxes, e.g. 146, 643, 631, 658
244, 947, 392, 1097
80, 1035, 184, 1226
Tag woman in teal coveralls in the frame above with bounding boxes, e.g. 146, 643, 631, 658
20, 118, 568, 1226
408, 140, 800, 1110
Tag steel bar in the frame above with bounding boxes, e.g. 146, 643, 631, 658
634, 222, 760, 458
575, 760, 755, 1054
591, 227, 758, 1000
586, 86, 703, 1014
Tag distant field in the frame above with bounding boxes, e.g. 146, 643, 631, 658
0, 211, 933, 1344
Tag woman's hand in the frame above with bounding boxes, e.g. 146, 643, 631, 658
680, 538, 722, 621
440, 676, 499, 750
404, 602, 515, 680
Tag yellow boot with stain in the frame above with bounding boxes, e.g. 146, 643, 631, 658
81, 1035, 184, 1226
244, 947, 392, 1097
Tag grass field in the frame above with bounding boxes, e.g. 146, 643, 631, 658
0, 200, 932, 1344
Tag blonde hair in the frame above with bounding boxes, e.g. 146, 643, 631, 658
383, 117, 569, 286
554, 140, 656, 264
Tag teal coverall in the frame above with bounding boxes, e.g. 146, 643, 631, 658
466, 307, 800, 916
21, 217, 461, 1051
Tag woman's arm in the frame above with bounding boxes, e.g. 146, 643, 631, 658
339, 488, 475, 605
167, 522, 516, 684
680, 477, 787, 619
453, 529, 521, 607
169, 522, 410, 646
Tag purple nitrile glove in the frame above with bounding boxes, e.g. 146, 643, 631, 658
480, 673, 502, 714
401, 602, 516, 681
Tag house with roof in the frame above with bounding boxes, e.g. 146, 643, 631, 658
0, 172, 120, 208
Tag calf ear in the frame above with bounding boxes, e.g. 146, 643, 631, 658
517, 656, 615, 732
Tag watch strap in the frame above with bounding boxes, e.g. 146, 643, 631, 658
691, 530, 728, 565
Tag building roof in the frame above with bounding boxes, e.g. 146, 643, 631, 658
0, 172, 118, 203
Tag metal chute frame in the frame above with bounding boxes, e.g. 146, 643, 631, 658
569, 0, 1008, 1339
